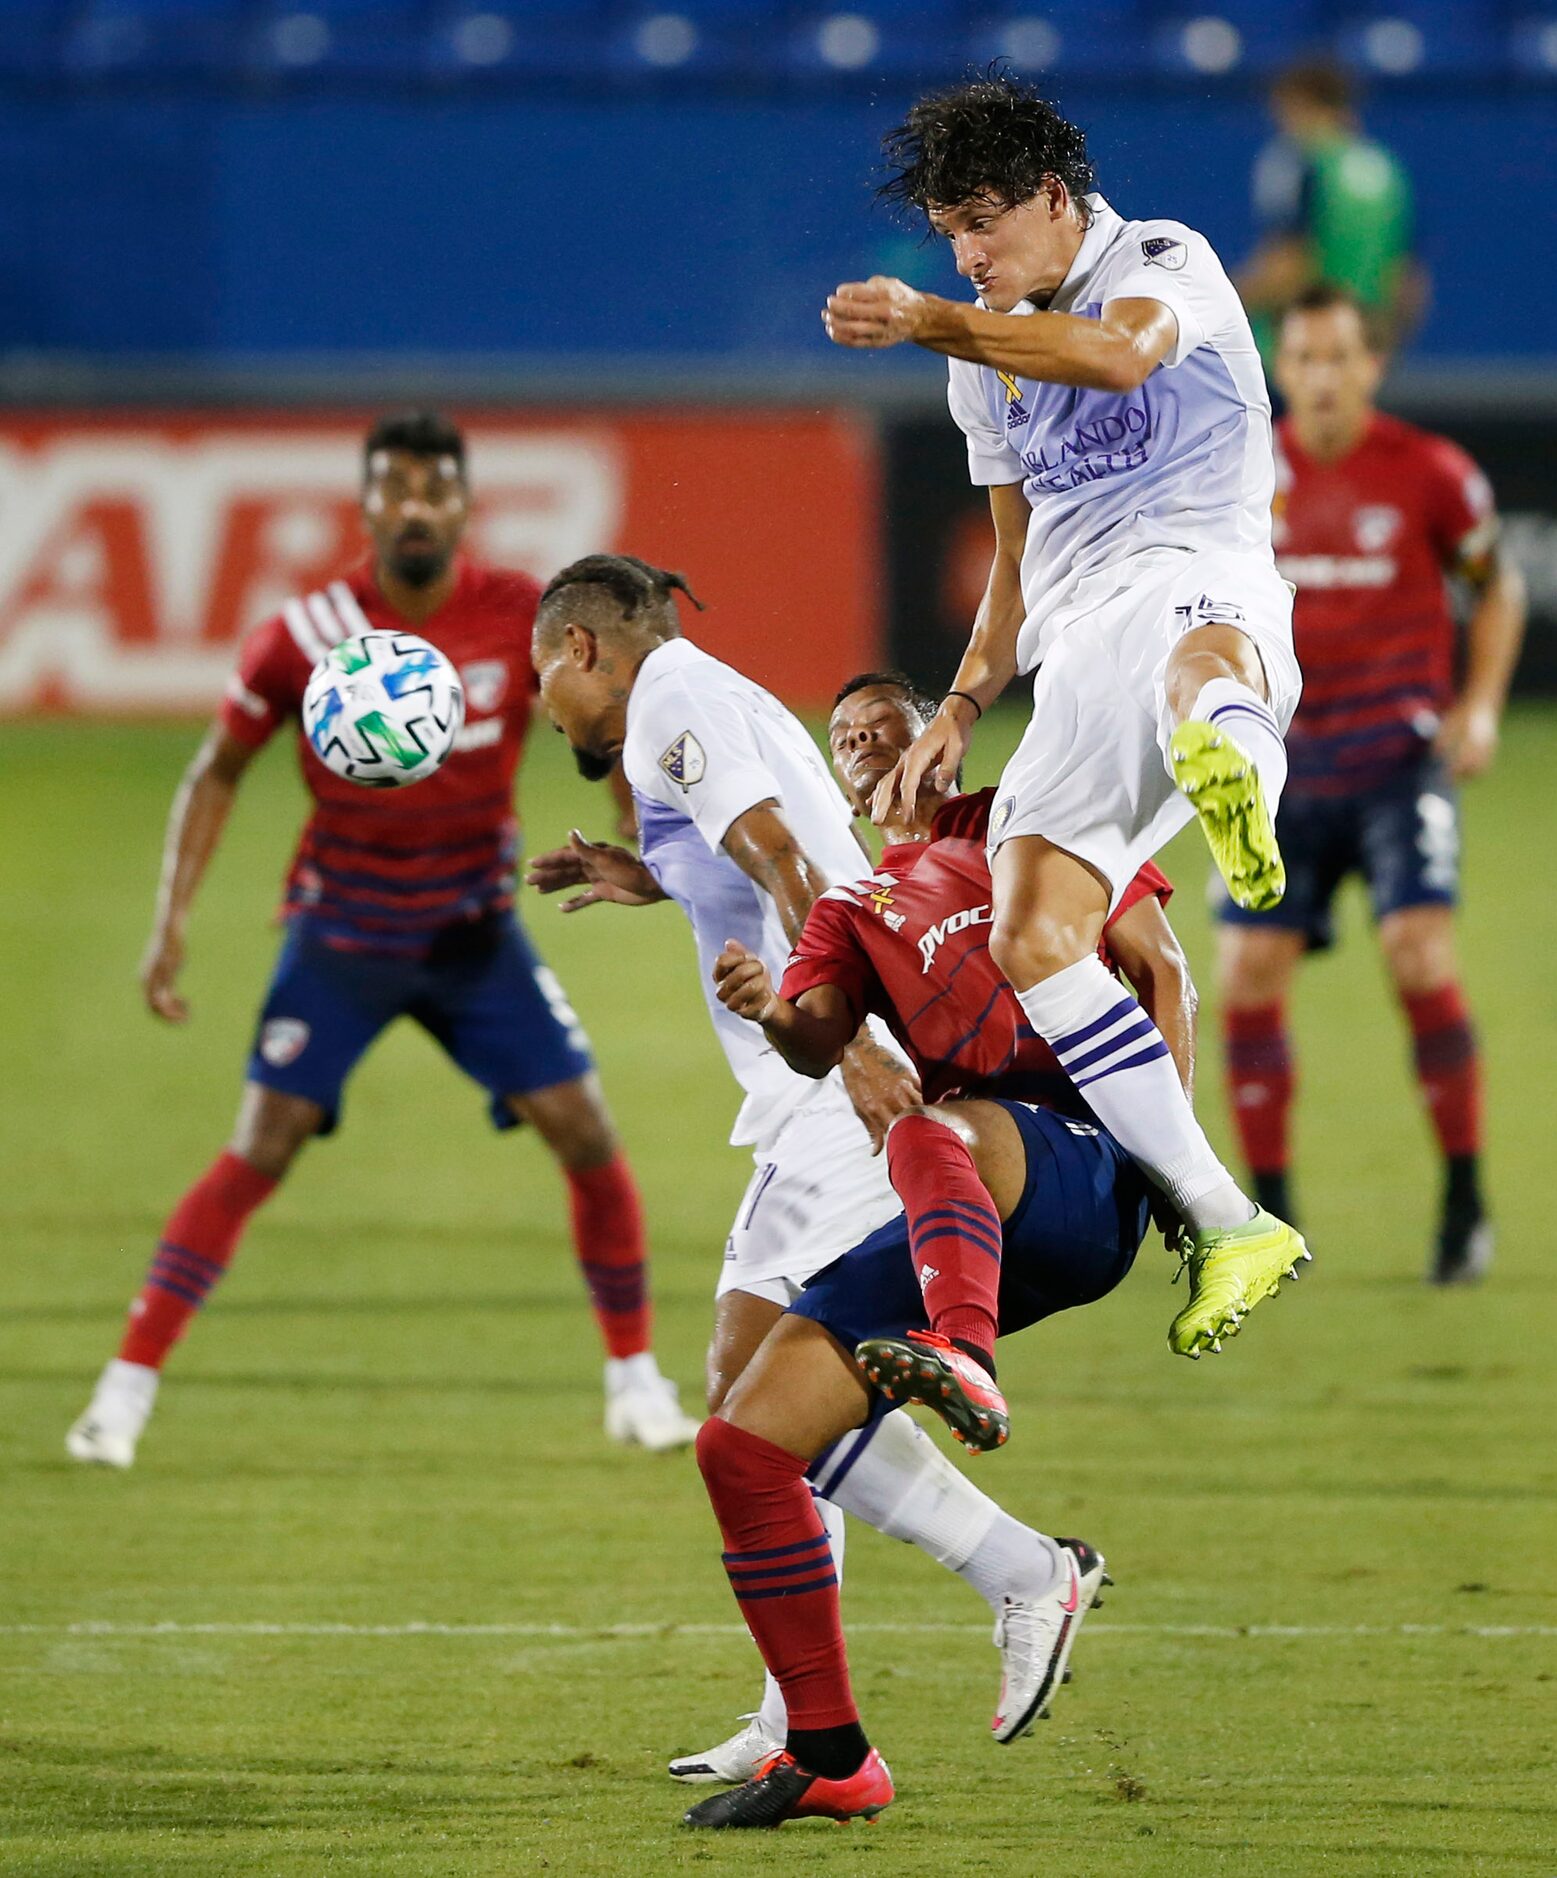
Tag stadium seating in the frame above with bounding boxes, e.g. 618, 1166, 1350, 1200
2, 0, 1555, 88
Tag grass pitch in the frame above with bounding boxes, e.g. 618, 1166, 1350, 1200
1, 710, 1554, 1876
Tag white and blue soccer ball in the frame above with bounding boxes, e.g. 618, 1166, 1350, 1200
301, 632, 465, 788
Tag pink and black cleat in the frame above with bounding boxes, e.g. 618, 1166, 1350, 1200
682, 1748, 894, 1828
855, 1330, 1010, 1453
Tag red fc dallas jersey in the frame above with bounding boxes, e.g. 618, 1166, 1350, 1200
780, 789, 1172, 1114
1274, 412, 1496, 797
218, 558, 542, 952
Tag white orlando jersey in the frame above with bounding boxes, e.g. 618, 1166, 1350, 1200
948, 194, 1275, 672
624, 637, 871, 1147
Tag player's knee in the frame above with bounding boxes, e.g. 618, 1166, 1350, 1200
518, 1077, 620, 1169
988, 911, 1089, 993
1380, 914, 1455, 996
230, 1090, 317, 1179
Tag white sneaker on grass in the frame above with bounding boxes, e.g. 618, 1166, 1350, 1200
603, 1354, 701, 1452
65, 1359, 159, 1470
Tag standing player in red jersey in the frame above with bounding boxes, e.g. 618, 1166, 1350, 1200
680, 675, 1194, 1827
1217, 288, 1526, 1284
66, 412, 698, 1468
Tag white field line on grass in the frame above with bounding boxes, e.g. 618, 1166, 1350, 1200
1, 1621, 1552, 1641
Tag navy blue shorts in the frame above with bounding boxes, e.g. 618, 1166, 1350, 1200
247, 912, 594, 1135
789, 1102, 1149, 1379
1218, 753, 1459, 952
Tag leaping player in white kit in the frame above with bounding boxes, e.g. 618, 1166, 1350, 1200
528, 553, 1111, 1786
825, 76, 1311, 1356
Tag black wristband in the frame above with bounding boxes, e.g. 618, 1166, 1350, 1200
944, 689, 983, 720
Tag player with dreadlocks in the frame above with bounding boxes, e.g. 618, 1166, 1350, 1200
824, 75, 1312, 1360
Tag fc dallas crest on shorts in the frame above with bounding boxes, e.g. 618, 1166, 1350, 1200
259, 1018, 311, 1067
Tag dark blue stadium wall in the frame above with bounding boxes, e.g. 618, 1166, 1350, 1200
5, 89, 1552, 362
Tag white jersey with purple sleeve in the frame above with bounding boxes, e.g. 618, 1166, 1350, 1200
947, 194, 1276, 672
623, 636, 872, 1147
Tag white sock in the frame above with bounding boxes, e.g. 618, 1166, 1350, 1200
603, 1352, 662, 1395
1016, 955, 1252, 1231
815, 1412, 1062, 1610
755, 1492, 846, 1737
1187, 677, 1289, 818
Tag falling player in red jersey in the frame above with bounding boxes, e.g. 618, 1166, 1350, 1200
718, 671, 1189, 1445
683, 674, 1193, 1826
66, 411, 698, 1468
1217, 287, 1526, 1283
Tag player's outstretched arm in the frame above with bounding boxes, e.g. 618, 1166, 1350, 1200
524, 830, 667, 912
1436, 550, 1527, 780
140, 725, 258, 1024
713, 942, 851, 1077
1106, 897, 1197, 1097
871, 482, 1028, 826
824, 278, 1176, 393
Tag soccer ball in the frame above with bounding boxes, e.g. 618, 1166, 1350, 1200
301, 632, 465, 788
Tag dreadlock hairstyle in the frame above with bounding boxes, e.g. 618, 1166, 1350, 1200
539, 553, 702, 623
880, 73, 1096, 221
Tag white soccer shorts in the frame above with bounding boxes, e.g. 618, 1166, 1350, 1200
715, 1075, 903, 1303
987, 546, 1302, 899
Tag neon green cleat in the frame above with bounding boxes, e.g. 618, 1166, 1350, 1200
1170, 719, 1286, 912
1168, 1209, 1311, 1358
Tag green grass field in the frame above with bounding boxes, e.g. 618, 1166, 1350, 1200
2, 710, 1554, 1876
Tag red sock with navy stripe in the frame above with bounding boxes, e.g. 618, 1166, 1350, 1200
886, 1113, 1000, 1373
695, 1417, 861, 1756
1223, 1002, 1295, 1178
566, 1155, 651, 1360
1403, 983, 1482, 1160
118, 1151, 278, 1369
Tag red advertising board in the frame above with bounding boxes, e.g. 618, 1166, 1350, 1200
0, 410, 881, 715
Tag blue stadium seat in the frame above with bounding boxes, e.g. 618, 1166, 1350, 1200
781, 3, 964, 86
1153, 3, 1326, 78
246, 0, 428, 81
60, 0, 245, 78
966, 3, 1151, 81
1508, 14, 1557, 81
426, 3, 610, 81
1329, 2, 1504, 78
604, 1, 776, 82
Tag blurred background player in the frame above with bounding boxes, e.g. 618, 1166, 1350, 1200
66, 413, 697, 1468
1238, 60, 1422, 366
1217, 288, 1526, 1283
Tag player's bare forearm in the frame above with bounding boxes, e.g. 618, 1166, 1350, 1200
1108, 899, 1197, 1097
722, 801, 833, 947
1461, 558, 1526, 714
766, 997, 853, 1079
151, 725, 252, 941
914, 293, 1175, 393
825, 277, 1174, 391
1437, 554, 1527, 778
948, 483, 1029, 709
712, 946, 851, 1075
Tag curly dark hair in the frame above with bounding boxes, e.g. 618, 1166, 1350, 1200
880, 74, 1095, 219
